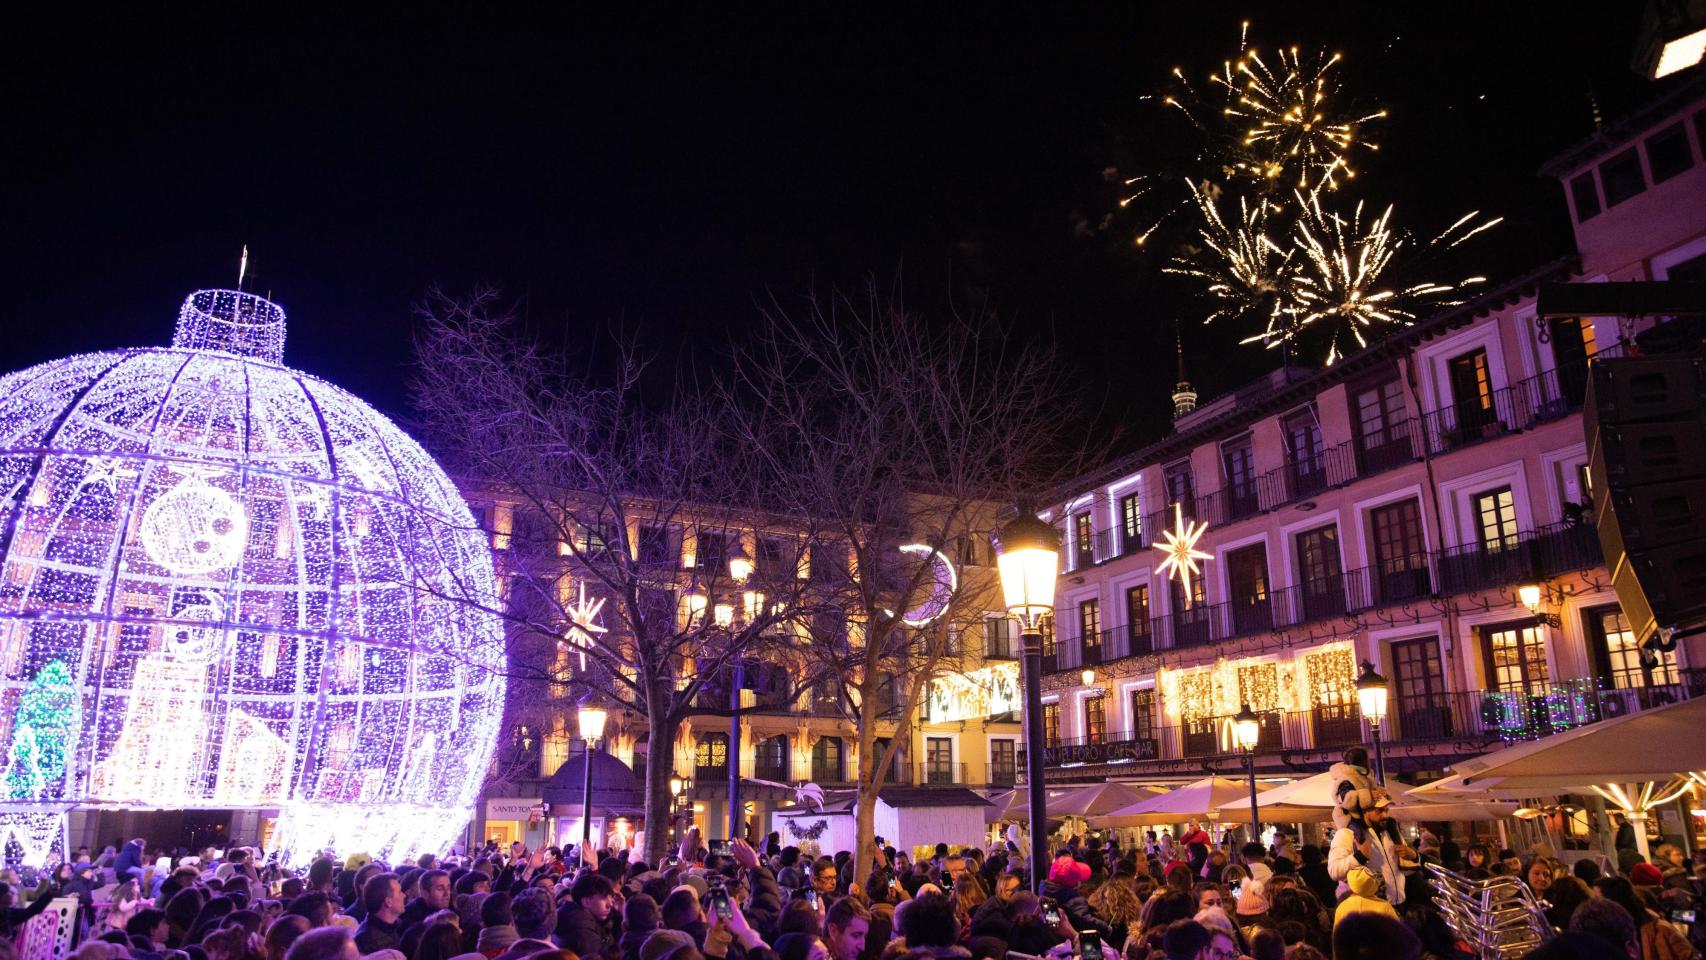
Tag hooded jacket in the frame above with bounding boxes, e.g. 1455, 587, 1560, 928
114, 841, 146, 881
1333, 867, 1398, 927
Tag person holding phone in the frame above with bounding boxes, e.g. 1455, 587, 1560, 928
1039, 855, 1111, 940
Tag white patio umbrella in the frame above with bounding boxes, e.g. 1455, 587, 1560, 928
1449, 696, 1706, 859
1103, 776, 1268, 827
1055, 781, 1162, 819
1213, 770, 1517, 824
983, 786, 1080, 824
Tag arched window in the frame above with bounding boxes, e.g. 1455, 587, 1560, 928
695, 733, 729, 775
811, 736, 844, 783
755, 735, 789, 780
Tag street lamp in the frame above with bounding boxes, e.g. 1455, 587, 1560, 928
669, 775, 684, 842
728, 544, 754, 584
577, 696, 609, 861
995, 506, 1060, 894
1232, 703, 1261, 843
1356, 661, 1390, 784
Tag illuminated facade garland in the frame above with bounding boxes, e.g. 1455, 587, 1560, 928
0, 289, 505, 861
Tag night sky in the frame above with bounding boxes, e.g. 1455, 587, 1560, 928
1, 4, 1659, 451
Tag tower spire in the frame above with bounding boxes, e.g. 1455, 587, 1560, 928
1171, 321, 1197, 421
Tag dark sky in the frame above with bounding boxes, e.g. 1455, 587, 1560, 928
1, 3, 1659, 451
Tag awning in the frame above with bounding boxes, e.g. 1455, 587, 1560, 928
1452, 695, 1706, 790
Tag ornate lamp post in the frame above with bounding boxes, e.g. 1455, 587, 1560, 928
995, 507, 1060, 893
1356, 661, 1390, 784
577, 697, 609, 861
1232, 703, 1261, 842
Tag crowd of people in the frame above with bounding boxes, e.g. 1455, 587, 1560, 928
1, 800, 1702, 960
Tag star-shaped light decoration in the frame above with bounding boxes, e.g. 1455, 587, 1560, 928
560, 582, 608, 671
1155, 502, 1213, 607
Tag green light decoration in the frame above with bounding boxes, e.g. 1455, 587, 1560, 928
4, 660, 79, 801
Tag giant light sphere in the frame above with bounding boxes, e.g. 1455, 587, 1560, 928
0, 290, 505, 861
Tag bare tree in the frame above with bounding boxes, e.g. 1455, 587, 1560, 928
725, 277, 1091, 885
411, 288, 832, 865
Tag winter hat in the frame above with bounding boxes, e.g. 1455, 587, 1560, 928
345, 852, 374, 871
640, 930, 698, 960
1047, 857, 1090, 887
1163, 861, 1193, 881
1630, 862, 1664, 886
1235, 883, 1270, 916
1247, 862, 1273, 885
1347, 866, 1381, 898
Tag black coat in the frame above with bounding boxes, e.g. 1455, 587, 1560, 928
555, 900, 615, 960
1037, 881, 1110, 938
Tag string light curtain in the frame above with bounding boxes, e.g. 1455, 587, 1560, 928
0, 290, 505, 862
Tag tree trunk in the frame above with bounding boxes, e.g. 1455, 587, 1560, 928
851, 684, 882, 888
642, 678, 679, 866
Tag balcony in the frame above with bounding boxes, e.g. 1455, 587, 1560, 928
1050, 521, 1603, 675
1036, 670, 1706, 771
754, 761, 790, 783
1421, 346, 1624, 456
915, 761, 970, 786
989, 764, 1018, 788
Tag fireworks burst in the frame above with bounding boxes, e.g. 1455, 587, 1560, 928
1236, 194, 1497, 365
1114, 24, 1500, 366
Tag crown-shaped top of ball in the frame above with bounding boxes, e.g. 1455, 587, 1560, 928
171, 289, 288, 363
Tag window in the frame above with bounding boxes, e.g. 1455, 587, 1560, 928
812, 736, 845, 781
1483, 622, 1550, 695
1083, 695, 1106, 742
1591, 606, 1680, 689
1042, 701, 1061, 747
1600, 148, 1645, 207
695, 733, 730, 772
1449, 348, 1493, 410
1073, 511, 1095, 568
1078, 599, 1101, 654
1296, 525, 1345, 619
1474, 487, 1520, 552
1646, 122, 1693, 184
990, 740, 1017, 786
1392, 637, 1449, 739
696, 531, 729, 572
925, 737, 954, 784
985, 616, 1016, 659
1222, 436, 1258, 516
810, 541, 847, 583
1128, 688, 1156, 742
1226, 543, 1271, 633
1370, 499, 1428, 601
1120, 492, 1142, 550
1356, 379, 1407, 449
1169, 572, 1209, 646
1039, 613, 1056, 659
1163, 460, 1195, 515
1126, 585, 1151, 643
757, 537, 793, 580
755, 735, 789, 779
1569, 171, 1600, 222
637, 524, 676, 567
1283, 407, 1326, 496
1296, 525, 1341, 586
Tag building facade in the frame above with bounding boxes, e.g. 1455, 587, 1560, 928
1034, 78, 1706, 834
463, 495, 1025, 850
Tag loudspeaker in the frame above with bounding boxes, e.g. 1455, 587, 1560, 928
1585, 356, 1706, 647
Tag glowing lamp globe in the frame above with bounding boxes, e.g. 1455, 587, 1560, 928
994, 510, 1059, 630
0, 290, 505, 862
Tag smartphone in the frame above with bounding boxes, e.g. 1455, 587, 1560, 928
711, 887, 733, 920
805, 889, 819, 908
666, 856, 681, 868
1042, 899, 1061, 926
1080, 931, 1103, 960
1672, 909, 1697, 925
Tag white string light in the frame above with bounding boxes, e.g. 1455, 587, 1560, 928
0, 289, 505, 862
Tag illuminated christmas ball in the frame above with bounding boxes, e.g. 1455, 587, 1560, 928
0, 290, 505, 861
